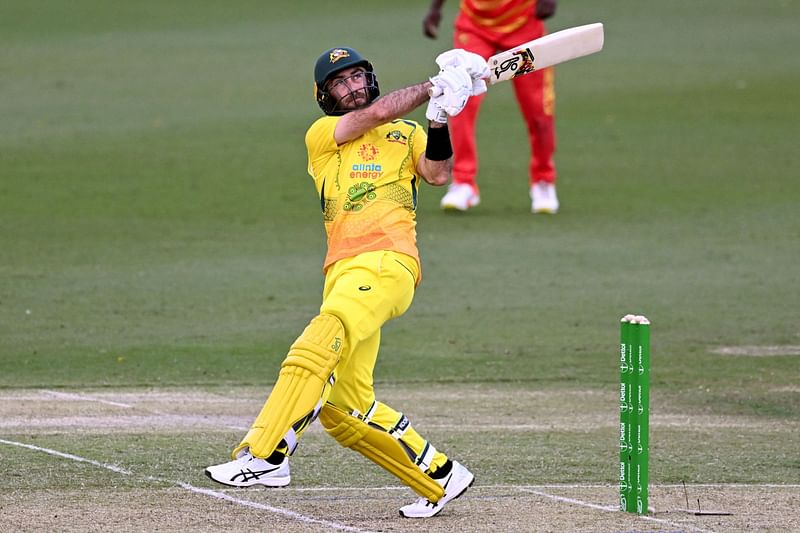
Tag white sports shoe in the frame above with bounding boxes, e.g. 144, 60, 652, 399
399, 460, 474, 518
205, 450, 290, 488
530, 182, 559, 214
440, 183, 480, 211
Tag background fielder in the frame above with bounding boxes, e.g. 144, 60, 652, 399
424, 0, 560, 213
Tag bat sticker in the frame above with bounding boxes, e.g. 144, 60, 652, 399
492, 48, 536, 80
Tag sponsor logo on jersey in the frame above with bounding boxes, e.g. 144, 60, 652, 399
385, 130, 407, 145
358, 143, 379, 160
351, 144, 382, 179
351, 163, 382, 180
343, 182, 377, 211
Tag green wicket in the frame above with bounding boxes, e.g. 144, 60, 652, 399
619, 314, 650, 514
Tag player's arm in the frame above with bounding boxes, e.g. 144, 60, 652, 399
335, 66, 471, 184
333, 83, 433, 145
416, 122, 451, 186
333, 86, 451, 186
333, 66, 472, 145
423, 0, 447, 39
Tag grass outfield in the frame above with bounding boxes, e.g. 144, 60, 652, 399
1, 1, 799, 531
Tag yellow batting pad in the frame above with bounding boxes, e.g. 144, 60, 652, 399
319, 404, 445, 502
233, 314, 345, 459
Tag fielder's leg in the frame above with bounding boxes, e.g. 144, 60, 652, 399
448, 20, 496, 192
513, 66, 556, 186
439, 23, 493, 211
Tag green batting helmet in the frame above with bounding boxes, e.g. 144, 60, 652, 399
314, 47, 380, 115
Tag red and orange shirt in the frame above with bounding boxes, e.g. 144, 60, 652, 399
460, 0, 537, 33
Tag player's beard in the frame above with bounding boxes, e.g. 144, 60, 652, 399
338, 87, 369, 111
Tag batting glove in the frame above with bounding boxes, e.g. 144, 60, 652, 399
429, 66, 472, 117
425, 99, 448, 124
435, 49, 490, 96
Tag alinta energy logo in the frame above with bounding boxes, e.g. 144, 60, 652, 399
352, 144, 382, 179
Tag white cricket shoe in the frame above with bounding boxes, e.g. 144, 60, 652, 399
205, 450, 290, 488
399, 460, 474, 518
530, 182, 559, 214
440, 183, 480, 211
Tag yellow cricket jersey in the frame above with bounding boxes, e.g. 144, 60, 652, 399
305, 115, 427, 281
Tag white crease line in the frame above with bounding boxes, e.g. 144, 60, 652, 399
40, 390, 134, 408
0, 439, 788, 533
175, 483, 371, 532
0, 438, 132, 475
0, 416, 250, 430
8, 391, 798, 432
518, 488, 717, 533
0, 438, 372, 533
4, 414, 794, 433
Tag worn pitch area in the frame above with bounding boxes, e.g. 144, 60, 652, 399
1, 386, 798, 532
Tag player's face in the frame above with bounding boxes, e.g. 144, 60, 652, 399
327, 67, 370, 110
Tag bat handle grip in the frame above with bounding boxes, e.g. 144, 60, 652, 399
428, 85, 443, 98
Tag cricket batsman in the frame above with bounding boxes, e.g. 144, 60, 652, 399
205, 46, 490, 518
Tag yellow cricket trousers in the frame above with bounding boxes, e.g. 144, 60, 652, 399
318, 250, 447, 471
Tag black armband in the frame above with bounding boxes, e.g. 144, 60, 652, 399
425, 124, 453, 161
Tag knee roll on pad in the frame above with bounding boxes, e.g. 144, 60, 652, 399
233, 314, 345, 459
319, 403, 445, 502
283, 313, 345, 374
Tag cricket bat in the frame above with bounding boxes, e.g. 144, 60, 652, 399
488, 22, 604, 84
429, 23, 604, 96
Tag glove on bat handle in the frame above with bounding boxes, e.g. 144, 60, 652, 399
428, 85, 443, 98
429, 78, 488, 98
